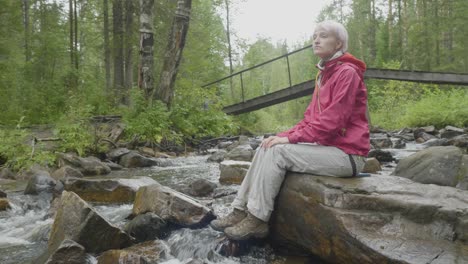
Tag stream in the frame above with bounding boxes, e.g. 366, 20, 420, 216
0, 145, 420, 264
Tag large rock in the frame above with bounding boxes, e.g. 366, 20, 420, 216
448, 134, 468, 148
362, 158, 381, 173
97, 240, 167, 264
368, 149, 394, 163
107, 148, 131, 162
57, 153, 111, 176
207, 150, 227, 163
132, 184, 214, 227
225, 145, 255, 162
456, 155, 468, 190
219, 160, 251, 184
45, 239, 88, 264
51, 166, 84, 180
47, 191, 133, 255
392, 146, 465, 188
270, 173, 468, 264
124, 213, 168, 242
119, 152, 160, 168
24, 170, 57, 195
188, 179, 217, 197
64, 177, 158, 203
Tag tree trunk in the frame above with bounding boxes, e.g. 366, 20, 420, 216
113, 0, 125, 104
224, 0, 234, 98
104, 0, 111, 92
74, 0, 78, 70
138, 0, 155, 100
155, 0, 192, 107
123, 0, 134, 105
69, 0, 74, 67
22, 0, 31, 62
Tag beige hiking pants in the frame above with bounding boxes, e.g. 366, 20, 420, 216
231, 143, 365, 222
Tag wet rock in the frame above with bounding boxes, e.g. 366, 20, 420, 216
414, 127, 438, 143
390, 138, 405, 149
45, 239, 87, 264
24, 170, 56, 195
217, 141, 233, 149
188, 179, 217, 197
440, 129, 464, 139
212, 188, 237, 199
124, 213, 168, 242
421, 138, 449, 148
132, 184, 214, 227
0, 168, 15, 179
51, 166, 84, 181
103, 161, 123, 171
207, 150, 227, 163
370, 133, 392, 149
64, 177, 157, 203
119, 151, 160, 168
456, 155, 468, 191
448, 134, 468, 148
47, 191, 133, 255
0, 198, 11, 211
368, 149, 394, 162
225, 145, 255, 162
271, 173, 468, 264
107, 148, 131, 162
248, 138, 262, 150
0, 189, 6, 198
393, 146, 464, 188
219, 160, 251, 185
97, 240, 167, 264
362, 158, 381, 173
57, 153, 111, 176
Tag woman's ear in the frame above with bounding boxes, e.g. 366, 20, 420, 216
336, 41, 343, 51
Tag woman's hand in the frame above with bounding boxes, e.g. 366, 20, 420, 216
260, 136, 290, 148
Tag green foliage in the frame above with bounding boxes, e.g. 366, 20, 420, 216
0, 125, 55, 171
55, 104, 95, 156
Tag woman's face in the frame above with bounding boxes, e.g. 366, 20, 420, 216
312, 27, 343, 59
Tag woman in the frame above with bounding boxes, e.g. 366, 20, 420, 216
211, 20, 370, 241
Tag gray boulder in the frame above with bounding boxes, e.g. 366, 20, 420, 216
64, 177, 157, 203
362, 158, 381, 173
271, 173, 468, 264
97, 240, 167, 264
45, 239, 88, 264
119, 152, 160, 168
124, 213, 168, 242
51, 166, 83, 181
392, 146, 465, 188
225, 145, 255, 162
131, 184, 214, 227
57, 153, 111, 176
188, 179, 217, 197
207, 150, 227, 163
24, 170, 56, 195
47, 191, 133, 255
219, 160, 251, 185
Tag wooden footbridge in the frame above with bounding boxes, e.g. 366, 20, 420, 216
202, 44, 468, 115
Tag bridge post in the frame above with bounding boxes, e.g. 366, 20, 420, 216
240, 72, 245, 103
286, 55, 292, 88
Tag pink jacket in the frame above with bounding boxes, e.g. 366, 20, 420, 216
277, 53, 370, 156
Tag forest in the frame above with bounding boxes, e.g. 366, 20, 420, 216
0, 0, 467, 170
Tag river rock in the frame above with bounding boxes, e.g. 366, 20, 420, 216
362, 158, 381, 173
370, 133, 392, 149
51, 166, 84, 180
24, 170, 57, 195
45, 239, 88, 264
0, 189, 6, 198
368, 149, 394, 162
47, 191, 133, 255
97, 240, 167, 264
456, 155, 468, 190
124, 213, 168, 242
448, 134, 468, 148
119, 151, 160, 168
64, 177, 158, 203
440, 129, 464, 139
207, 150, 227, 163
103, 161, 123, 171
219, 160, 251, 184
225, 145, 255, 162
188, 179, 217, 197
0, 198, 11, 211
132, 184, 214, 227
392, 146, 465, 188
0, 168, 15, 179
421, 138, 449, 148
57, 153, 111, 176
270, 173, 468, 264
107, 148, 131, 162
391, 138, 406, 149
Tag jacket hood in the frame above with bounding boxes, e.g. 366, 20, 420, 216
323, 53, 367, 77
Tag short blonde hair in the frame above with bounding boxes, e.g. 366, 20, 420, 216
314, 20, 349, 53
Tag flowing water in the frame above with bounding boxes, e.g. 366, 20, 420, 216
0, 155, 314, 264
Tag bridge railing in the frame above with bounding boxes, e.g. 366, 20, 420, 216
202, 45, 468, 115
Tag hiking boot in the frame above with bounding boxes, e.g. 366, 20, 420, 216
210, 209, 247, 232
224, 212, 269, 240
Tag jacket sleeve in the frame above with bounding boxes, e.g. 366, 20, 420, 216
276, 98, 314, 137
288, 67, 360, 144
